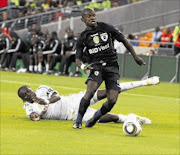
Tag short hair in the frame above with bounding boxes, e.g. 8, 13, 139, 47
17, 85, 29, 101
81, 8, 94, 17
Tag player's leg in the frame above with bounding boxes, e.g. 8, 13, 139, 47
73, 80, 99, 129
86, 65, 121, 128
83, 108, 127, 123
94, 76, 160, 102
120, 76, 160, 91
99, 113, 151, 125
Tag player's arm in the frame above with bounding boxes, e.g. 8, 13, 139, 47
106, 23, 145, 66
32, 92, 60, 105
121, 38, 145, 66
75, 36, 93, 74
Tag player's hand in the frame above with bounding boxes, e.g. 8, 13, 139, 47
134, 56, 146, 66
32, 97, 46, 105
30, 112, 40, 121
84, 65, 93, 74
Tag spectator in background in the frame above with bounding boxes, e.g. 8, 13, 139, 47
24, 25, 33, 46
14, 11, 25, 30
62, 29, 78, 76
112, 0, 118, 7
102, 0, 111, 10
160, 27, 173, 48
29, 30, 46, 73
173, 21, 180, 56
152, 26, 162, 42
38, 31, 61, 73
41, 0, 50, 11
0, 0, 8, 7
1, 32, 27, 71
0, 34, 10, 69
128, 34, 139, 46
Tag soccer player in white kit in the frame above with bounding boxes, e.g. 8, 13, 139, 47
18, 76, 159, 124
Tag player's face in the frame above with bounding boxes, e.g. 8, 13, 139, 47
82, 11, 97, 28
23, 87, 36, 103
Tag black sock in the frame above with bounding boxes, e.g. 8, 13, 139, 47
76, 98, 90, 123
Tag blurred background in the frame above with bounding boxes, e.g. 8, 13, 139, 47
0, 0, 180, 82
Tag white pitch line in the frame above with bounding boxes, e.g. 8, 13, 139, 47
0, 80, 83, 91
1, 80, 179, 101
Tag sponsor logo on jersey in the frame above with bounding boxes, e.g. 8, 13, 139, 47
93, 36, 100, 44
89, 43, 110, 54
100, 33, 108, 42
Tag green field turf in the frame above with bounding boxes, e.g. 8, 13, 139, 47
0, 72, 179, 155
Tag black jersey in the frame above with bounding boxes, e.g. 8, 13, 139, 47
63, 36, 77, 55
76, 22, 125, 63
8, 38, 26, 53
0, 37, 10, 51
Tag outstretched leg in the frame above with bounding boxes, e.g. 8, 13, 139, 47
95, 76, 160, 101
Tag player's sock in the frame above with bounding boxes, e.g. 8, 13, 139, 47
29, 65, 33, 72
95, 109, 102, 118
120, 81, 146, 92
38, 63, 42, 72
76, 98, 90, 123
34, 65, 37, 72
116, 114, 128, 123
46, 64, 49, 72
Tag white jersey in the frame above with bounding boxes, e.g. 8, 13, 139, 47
23, 85, 98, 121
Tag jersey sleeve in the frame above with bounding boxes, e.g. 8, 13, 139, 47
75, 35, 85, 60
104, 23, 125, 42
23, 103, 46, 117
35, 85, 59, 100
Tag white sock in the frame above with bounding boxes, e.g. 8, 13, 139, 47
120, 81, 146, 92
29, 65, 33, 71
38, 64, 42, 72
46, 64, 49, 72
34, 66, 37, 72
117, 114, 128, 123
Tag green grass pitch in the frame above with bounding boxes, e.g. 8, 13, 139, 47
0, 72, 179, 155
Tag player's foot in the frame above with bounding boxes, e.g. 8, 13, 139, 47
73, 122, 82, 129
85, 112, 99, 128
128, 113, 151, 125
146, 76, 160, 85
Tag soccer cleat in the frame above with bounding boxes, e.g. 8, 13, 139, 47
128, 113, 151, 125
73, 122, 82, 129
146, 76, 160, 85
85, 112, 99, 128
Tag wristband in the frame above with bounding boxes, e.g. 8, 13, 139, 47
80, 63, 86, 70
44, 99, 50, 105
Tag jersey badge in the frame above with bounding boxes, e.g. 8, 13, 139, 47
100, 33, 108, 42
93, 36, 100, 44
94, 71, 99, 76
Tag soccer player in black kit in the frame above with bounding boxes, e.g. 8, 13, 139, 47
73, 8, 145, 129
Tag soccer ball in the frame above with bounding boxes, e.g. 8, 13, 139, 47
123, 119, 142, 136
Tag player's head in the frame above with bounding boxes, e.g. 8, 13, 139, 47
18, 85, 36, 103
81, 8, 97, 28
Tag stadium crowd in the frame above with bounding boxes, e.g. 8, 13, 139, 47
0, 0, 142, 31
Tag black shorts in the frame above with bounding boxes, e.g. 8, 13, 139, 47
86, 64, 121, 93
